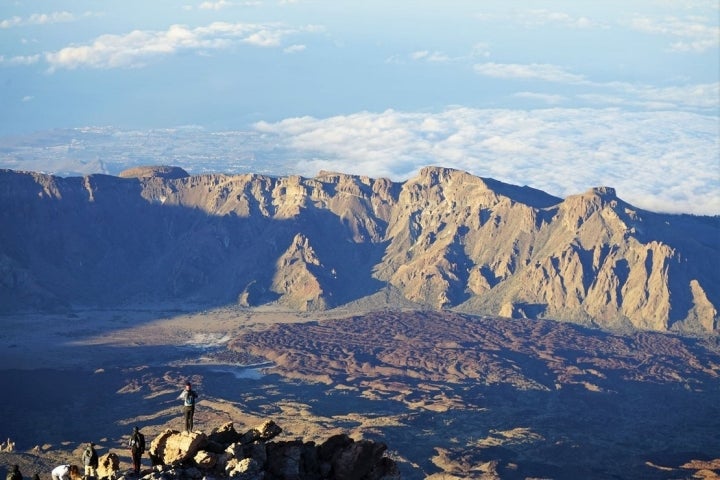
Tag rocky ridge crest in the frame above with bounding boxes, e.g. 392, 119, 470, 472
0, 166, 717, 333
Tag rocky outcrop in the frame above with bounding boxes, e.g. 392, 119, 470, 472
148, 430, 208, 465
97, 452, 120, 480
271, 233, 333, 311
127, 420, 397, 480
0, 166, 717, 333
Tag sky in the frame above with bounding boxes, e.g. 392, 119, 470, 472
0, 0, 718, 215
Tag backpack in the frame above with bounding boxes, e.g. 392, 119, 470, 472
129, 432, 145, 453
82, 447, 93, 465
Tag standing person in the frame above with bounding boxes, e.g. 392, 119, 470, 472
177, 382, 198, 433
128, 427, 145, 476
81, 443, 98, 479
51, 465, 80, 480
6, 465, 21, 480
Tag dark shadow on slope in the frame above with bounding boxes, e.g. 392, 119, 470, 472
481, 176, 562, 209
609, 199, 720, 313
0, 171, 389, 313
281, 204, 389, 306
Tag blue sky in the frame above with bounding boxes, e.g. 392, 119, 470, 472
0, 0, 718, 214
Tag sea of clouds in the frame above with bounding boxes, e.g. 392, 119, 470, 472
1, 107, 717, 216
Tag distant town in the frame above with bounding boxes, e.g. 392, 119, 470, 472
0, 126, 291, 178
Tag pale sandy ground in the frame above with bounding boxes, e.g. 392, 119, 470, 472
0, 304, 347, 370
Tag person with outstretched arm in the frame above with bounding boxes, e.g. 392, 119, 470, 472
177, 382, 198, 433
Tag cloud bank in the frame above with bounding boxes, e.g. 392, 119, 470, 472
254, 107, 720, 215
44, 21, 322, 70
628, 15, 720, 53
1, 11, 79, 28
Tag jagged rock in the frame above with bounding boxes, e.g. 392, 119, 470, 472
127, 422, 397, 480
318, 434, 354, 461
96, 452, 120, 480
371, 457, 401, 479
193, 450, 217, 469
226, 457, 262, 478
148, 430, 174, 466
271, 233, 330, 311
209, 422, 242, 446
226, 442, 244, 459
148, 430, 207, 466
239, 420, 282, 445
243, 443, 267, 468
266, 441, 303, 479
203, 439, 227, 454
332, 438, 390, 480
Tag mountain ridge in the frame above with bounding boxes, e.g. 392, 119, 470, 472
0, 165, 717, 333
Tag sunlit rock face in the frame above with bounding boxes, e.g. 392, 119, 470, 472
0, 166, 717, 332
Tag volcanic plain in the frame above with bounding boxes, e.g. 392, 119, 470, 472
1, 306, 719, 480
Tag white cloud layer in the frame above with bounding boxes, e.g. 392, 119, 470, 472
0, 11, 78, 28
629, 15, 720, 53
0, 54, 41, 65
475, 9, 606, 30
474, 62, 586, 83
254, 107, 720, 215
44, 21, 321, 70
199, 0, 234, 10
473, 62, 718, 112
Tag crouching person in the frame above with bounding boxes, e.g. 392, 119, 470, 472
51, 465, 80, 480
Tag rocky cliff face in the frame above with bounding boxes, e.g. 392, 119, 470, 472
0, 166, 717, 333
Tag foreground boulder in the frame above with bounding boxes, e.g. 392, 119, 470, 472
323, 435, 395, 480
207, 422, 242, 446
130, 420, 399, 480
96, 452, 120, 479
148, 430, 208, 466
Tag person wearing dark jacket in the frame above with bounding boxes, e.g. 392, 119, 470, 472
81, 443, 98, 479
128, 427, 145, 476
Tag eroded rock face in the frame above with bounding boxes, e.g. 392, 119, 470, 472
1, 166, 717, 333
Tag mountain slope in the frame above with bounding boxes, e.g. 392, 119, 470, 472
0, 166, 717, 333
